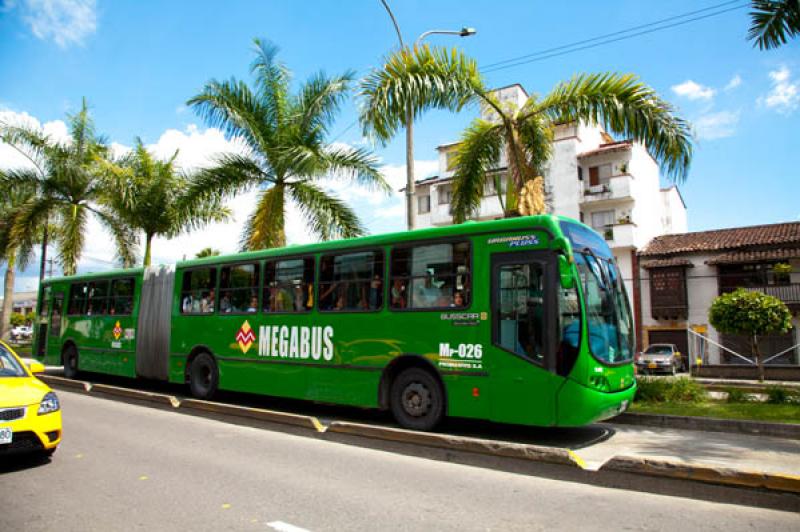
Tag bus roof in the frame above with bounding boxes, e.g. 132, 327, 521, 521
42, 214, 588, 282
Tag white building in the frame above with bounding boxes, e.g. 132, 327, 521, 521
411, 84, 687, 304
638, 222, 800, 369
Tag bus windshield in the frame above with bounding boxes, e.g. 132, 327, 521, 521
560, 222, 634, 364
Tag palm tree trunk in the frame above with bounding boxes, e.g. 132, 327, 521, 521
39, 223, 48, 284
752, 334, 765, 382
143, 233, 154, 267
1, 251, 16, 340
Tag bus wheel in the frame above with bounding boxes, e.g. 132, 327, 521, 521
63, 345, 79, 379
390, 368, 444, 431
189, 352, 218, 400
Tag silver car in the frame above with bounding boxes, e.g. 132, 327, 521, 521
636, 343, 684, 375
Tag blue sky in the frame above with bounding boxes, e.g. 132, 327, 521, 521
1, 0, 799, 291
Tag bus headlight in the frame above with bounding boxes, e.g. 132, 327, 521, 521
38, 392, 60, 415
588, 375, 610, 392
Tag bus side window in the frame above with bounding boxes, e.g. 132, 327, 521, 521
111, 278, 135, 316
220, 263, 259, 314
67, 283, 88, 316
181, 268, 218, 314
319, 251, 383, 312
87, 280, 109, 316
264, 257, 314, 313
390, 241, 470, 310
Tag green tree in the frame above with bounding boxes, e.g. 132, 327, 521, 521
99, 139, 231, 266
360, 46, 693, 222
25, 311, 36, 324
195, 247, 221, 259
709, 288, 793, 381
185, 39, 389, 250
0, 99, 136, 276
748, 0, 800, 49
0, 184, 38, 339
9, 312, 25, 328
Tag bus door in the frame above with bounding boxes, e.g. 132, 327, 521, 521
35, 286, 51, 358
46, 292, 65, 360
489, 251, 558, 426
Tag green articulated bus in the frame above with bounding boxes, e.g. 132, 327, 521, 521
33, 215, 636, 430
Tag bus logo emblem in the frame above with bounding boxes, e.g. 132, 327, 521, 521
236, 321, 256, 354
113, 321, 122, 340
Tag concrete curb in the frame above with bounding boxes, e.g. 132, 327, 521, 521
602, 455, 800, 494
180, 399, 325, 432
327, 421, 580, 467
90, 383, 181, 408
38, 374, 91, 393
612, 412, 800, 439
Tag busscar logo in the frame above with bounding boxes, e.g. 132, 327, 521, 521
236, 320, 256, 354
112, 321, 123, 340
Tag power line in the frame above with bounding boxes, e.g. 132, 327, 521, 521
483, 2, 748, 73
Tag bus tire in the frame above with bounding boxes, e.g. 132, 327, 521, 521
390, 367, 444, 431
188, 352, 218, 400
63, 345, 79, 379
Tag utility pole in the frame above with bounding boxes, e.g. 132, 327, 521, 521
378, 1, 476, 230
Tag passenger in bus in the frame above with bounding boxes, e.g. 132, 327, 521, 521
412, 274, 440, 308
368, 275, 382, 309
268, 285, 291, 312
246, 296, 258, 313
293, 284, 306, 311
220, 292, 233, 313
451, 291, 465, 307
391, 279, 406, 308
201, 289, 215, 313
319, 281, 338, 310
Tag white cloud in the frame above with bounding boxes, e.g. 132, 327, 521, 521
724, 75, 742, 91
671, 80, 715, 101
10, 0, 97, 48
694, 110, 740, 140
0, 109, 71, 170
758, 65, 799, 114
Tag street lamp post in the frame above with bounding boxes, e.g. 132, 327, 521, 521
380, 1, 476, 230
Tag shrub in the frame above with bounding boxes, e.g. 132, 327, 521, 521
635, 377, 706, 403
725, 387, 751, 403
664, 377, 707, 403
766, 386, 791, 404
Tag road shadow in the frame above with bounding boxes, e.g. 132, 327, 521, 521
48, 368, 614, 450
0, 453, 53, 474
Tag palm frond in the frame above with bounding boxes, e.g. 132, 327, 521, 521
241, 185, 286, 250
296, 71, 354, 138
359, 44, 483, 143
90, 207, 139, 268
187, 78, 270, 153
183, 153, 266, 207
57, 203, 88, 276
535, 73, 693, 182
288, 181, 364, 241
251, 38, 291, 127
748, 0, 800, 49
317, 145, 391, 193
451, 119, 504, 223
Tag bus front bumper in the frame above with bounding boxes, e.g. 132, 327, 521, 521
556, 379, 636, 427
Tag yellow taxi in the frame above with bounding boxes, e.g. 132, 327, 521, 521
0, 340, 62, 458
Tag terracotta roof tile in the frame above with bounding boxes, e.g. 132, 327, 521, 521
578, 140, 632, 159
706, 248, 800, 265
639, 222, 800, 256
640, 258, 694, 269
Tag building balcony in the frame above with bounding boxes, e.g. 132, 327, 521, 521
605, 222, 636, 249
581, 175, 633, 205
722, 283, 800, 311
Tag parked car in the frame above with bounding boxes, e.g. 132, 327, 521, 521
635, 343, 684, 375
10, 325, 33, 341
0, 340, 62, 458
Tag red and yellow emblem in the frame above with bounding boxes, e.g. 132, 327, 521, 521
113, 320, 123, 340
235, 320, 256, 354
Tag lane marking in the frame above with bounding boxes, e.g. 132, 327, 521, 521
567, 450, 587, 470
139, 475, 149, 480
221, 503, 231, 510
267, 521, 310, 532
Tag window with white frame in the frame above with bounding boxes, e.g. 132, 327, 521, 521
438, 185, 453, 205
417, 194, 431, 214
590, 210, 615, 240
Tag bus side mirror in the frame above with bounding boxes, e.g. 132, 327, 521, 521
558, 255, 575, 289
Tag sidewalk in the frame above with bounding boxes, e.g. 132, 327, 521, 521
582, 422, 800, 477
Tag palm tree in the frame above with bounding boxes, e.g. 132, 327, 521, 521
0, 185, 38, 339
748, 0, 800, 49
195, 247, 221, 259
0, 99, 136, 276
99, 139, 231, 266
185, 39, 389, 250
360, 46, 693, 222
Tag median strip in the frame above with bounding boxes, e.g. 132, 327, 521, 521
180, 398, 325, 432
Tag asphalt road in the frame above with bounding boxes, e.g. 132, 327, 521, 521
2, 391, 798, 531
